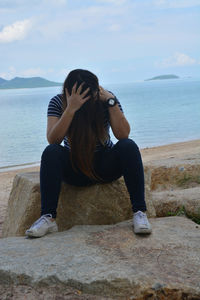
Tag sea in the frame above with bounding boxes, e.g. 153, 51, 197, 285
0, 78, 200, 170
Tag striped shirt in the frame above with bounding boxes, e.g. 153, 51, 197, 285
47, 93, 123, 150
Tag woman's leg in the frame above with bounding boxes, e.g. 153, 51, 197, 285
26, 143, 95, 237
40, 144, 94, 218
41, 139, 146, 217
94, 138, 147, 213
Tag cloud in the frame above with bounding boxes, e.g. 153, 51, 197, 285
108, 24, 121, 32
0, 19, 32, 43
153, 0, 200, 9
0, 67, 54, 79
0, 0, 65, 8
20, 68, 53, 77
110, 65, 136, 73
59, 68, 71, 77
95, 0, 127, 5
38, 4, 126, 39
0, 67, 17, 79
44, 0, 66, 4
157, 53, 198, 67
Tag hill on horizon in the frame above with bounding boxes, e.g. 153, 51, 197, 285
145, 74, 179, 81
0, 76, 62, 89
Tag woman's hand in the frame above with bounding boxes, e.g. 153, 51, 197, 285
99, 86, 114, 102
65, 82, 91, 113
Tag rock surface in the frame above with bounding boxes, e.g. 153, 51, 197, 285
2, 171, 155, 237
145, 157, 200, 191
152, 186, 200, 218
0, 284, 113, 300
0, 216, 200, 299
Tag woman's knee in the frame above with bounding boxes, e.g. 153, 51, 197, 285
116, 138, 139, 152
41, 144, 64, 161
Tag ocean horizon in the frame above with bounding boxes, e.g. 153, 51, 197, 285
0, 78, 200, 169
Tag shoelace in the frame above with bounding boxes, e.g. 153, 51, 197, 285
135, 211, 148, 225
30, 214, 52, 229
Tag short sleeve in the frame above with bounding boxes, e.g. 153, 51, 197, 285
47, 94, 63, 118
116, 97, 123, 113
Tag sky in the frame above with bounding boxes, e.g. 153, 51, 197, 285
0, 0, 200, 84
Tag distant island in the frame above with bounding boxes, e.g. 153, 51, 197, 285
0, 77, 62, 89
145, 74, 179, 81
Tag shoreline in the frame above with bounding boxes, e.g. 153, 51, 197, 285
0, 161, 40, 173
0, 138, 200, 173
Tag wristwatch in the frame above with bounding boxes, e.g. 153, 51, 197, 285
106, 98, 117, 107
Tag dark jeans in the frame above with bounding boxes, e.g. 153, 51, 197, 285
40, 138, 147, 218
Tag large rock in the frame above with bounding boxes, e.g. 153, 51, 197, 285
152, 186, 200, 218
2, 170, 155, 237
146, 158, 200, 191
0, 217, 200, 299
148, 158, 200, 221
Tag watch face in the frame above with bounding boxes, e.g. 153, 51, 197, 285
108, 99, 115, 106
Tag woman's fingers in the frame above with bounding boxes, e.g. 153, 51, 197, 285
82, 95, 91, 102
99, 86, 104, 92
99, 86, 104, 96
72, 82, 90, 98
77, 82, 84, 94
81, 87, 90, 97
72, 82, 77, 94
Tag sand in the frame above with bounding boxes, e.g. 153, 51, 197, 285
0, 139, 199, 237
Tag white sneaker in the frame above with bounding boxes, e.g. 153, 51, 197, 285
25, 214, 58, 238
133, 211, 152, 234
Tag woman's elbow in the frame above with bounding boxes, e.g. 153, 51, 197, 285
47, 136, 54, 144
47, 134, 61, 145
115, 134, 129, 140
114, 128, 130, 140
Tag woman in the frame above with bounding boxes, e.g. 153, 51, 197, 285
26, 69, 151, 237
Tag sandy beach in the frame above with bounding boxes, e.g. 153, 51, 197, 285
0, 139, 200, 237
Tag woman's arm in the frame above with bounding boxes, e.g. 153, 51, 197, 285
47, 109, 75, 144
108, 104, 130, 140
47, 82, 90, 144
99, 86, 130, 140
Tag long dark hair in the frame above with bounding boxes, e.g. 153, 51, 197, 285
62, 69, 108, 180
